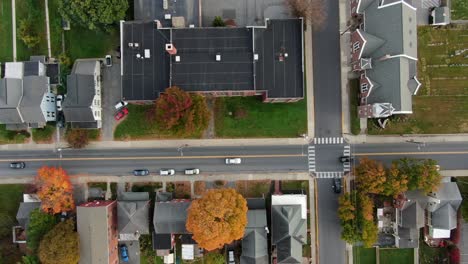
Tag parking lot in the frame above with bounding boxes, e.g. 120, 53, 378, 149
102, 61, 122, 140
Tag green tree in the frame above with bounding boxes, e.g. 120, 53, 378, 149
394, 158, 442, 193
22, 255, 39, 264
58, 0, 128, 31
338, 193, 355, 222
26, 209, 58, 252
341, 222, 359, 244
38, 219, 79, 264
361, 220, 378, 248
383, 163, 408, 197
212, 16, 226, 27
18, 19, 40, 48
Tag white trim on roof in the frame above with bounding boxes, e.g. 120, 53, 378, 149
120, 20, 124, 76
393, 110, 413, 114
272, 194, 307, 219
356, 29, 367, 60
402, 1, 417, 11
388, 54, 418, 61
413, 76, 422, 95
378, 0, 402, 9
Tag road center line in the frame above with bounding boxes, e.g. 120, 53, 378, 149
0, 154, 305, 162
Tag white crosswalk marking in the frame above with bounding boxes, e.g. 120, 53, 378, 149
308, 146, 316, 172
311, 137, 344, 145
315, 171, 344, 178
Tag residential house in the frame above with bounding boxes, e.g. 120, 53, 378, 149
13, 194, 42, 243
152, 199, 191, 256
350, 0, 421, 118
63, 59, 102, 129
181, 234, 202, 260
241, 198, 268, 264
117, 192, 150, 241
391, 180, 462, 248
120, 18, 304, 103
271, 194, 307, 264
77, 200, 118, 264
0, 58, 57, 130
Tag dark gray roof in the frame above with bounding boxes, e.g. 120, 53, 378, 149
431, 203, 457, 230
63, 69, 95, 123
134, 0, 200, 27
153, 201, 191, 234
20, 76, 47, 123
396, 227, 419, 248
122, 19, 304, 101
0, 78, 23, 123
152, 232, 172, 250
156, 192, 173, 202
363, 0, 417, 59
241, 210, 268, 264
247, 198, 266, 210
23, 61, 39, 76
400, 201, 424, 229
427, 182, 462, 212
271, 205, 306, 264
118, 200, 150, 235
16, 202, 41, 228
360, 31, 385, 58
119, 192, 150, 201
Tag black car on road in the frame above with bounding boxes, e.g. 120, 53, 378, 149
10, 162, 26, 169
133, 169, 149, 176
332, 178, 342, 194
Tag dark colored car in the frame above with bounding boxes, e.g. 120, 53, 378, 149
120, 245, 129, 262
115, 107, 129, 121
57, 111, 65, 128
339, 156, 354, 163
10, 162, 26, 169
332, 178, 342, 194
133, 169, 149, 176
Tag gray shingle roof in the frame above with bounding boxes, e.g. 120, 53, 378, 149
427, 182, 462, 213
153, 201, 191, 234
432, 203, 457, 230
118, 200, 150, 235
396, 227, 419, 248
400, 201, 424, 229
16, 202, 41, 228
20, 76, 47, 123
119, 192, 150, 201
240, 210, 268, 264
360, 30, 385, 58
271, 205, 306, 264
0, 78, 23, 124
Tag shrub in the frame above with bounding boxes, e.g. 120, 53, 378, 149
212, 16, 226, 27
18, 19, 40, 48
449, 246, 460, 264
66, 129, 90, 149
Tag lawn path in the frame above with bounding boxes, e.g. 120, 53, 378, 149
45, 0, 51, 57
11, 0, 15, 61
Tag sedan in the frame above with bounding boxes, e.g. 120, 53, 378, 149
120, 245, 129, 262
115, 107, 129, 121
160, 169, 175, 176
133, 169, 149, 176
114, 100, 128, 110
56, 95, 63, 112
10, 162, 26, 169
332, 178, 342, 194
225, 158, 242, 165
185, 168, 200, 175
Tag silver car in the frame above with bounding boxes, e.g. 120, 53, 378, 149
225, 158, 242, 165
184, 168, 200, 175
160, 169, 175, 176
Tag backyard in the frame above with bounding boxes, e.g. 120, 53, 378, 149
0, 124, 30, 144
0, 0, 13, 61
0, 185, 26, 263
452, 0, 468, 20
15, 0, 47, 60
379, 248, 413, 264
353, 246, 376, 264
369, 25, 468, 135
215, 96, 307, 138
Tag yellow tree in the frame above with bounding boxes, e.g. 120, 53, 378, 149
359, 194, 374, 222
35, 166, 75, 214
354, 157, 386, 194
338, 193, 356, 222
38, 219, 79, 264
186, 189, 248, 250
383, 164, 409, 197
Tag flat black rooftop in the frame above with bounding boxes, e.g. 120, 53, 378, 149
121, 19, 303, 101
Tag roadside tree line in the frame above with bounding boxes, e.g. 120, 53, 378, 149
338, 157, 442, 247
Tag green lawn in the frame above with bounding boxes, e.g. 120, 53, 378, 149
419, 239, 448, 264
114, 104, 203, 140
214, 96, 307, 138
15, 0, 47, 60
349, 79, 360, 135
369, 26, 468, 135
456, 177, 468, 221
0, 124, 30, 144
281, 180, 308, 191
452, 0, 468, 20
0, 185, 25, 263
379, 248, 413, 264
48, 0, 64, 56
64, 25, 118, 61
353, 247, 376, 264
32, 123, 56, 143
0, 0, 13, 61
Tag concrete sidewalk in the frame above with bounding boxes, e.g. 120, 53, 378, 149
0, 137, 307, 150
345, 133, 468, 144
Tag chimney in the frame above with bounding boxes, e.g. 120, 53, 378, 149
166, 44, 177, 55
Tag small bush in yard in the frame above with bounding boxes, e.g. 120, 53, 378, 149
449, 246, 460, 264
66, 129, 90, 149
234, 107, 248, 119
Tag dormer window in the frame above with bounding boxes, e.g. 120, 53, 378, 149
353, 41, 360, 53
361, 83, 369, 93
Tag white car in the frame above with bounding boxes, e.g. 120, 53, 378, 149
184, 168, 200, 175
105, 55, 112, 67
225, 158, 241, 165
228, 251, 235, 264
56, 95, 63, 111
115, 101, 128, 110
160, 169, 175, 176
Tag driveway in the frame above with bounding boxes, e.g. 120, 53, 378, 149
119, 240, 140, 264
101, 62, 122, 141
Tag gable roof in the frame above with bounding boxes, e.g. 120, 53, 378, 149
240, 210, 268, 264
16, 202, 41, 228
431, 203, 457, 230
0, 78, 23, 124
119, 192, 150, 201
20, 76, 48, 123
118, 200, 150, 235
400, 201, 424, 229
153, 201, 191, 234
427, 182, 462, 212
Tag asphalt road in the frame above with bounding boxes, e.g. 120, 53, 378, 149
312, 0, 342, 138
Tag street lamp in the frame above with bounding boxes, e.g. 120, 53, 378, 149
177, 144, 189, 156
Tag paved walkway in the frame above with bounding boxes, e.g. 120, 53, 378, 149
305, 20, 315, 139
11, 0, 16, 61
44, 0, 51, 58
345, 133, 468, 144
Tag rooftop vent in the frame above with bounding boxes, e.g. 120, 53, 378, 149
216, 54, 221, 61
175, 56, 181, 62
166, 44, 177, 55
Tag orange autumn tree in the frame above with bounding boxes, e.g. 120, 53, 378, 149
186, 189, 248, 250
35, 166, 75, 214
354, 157, 387, 194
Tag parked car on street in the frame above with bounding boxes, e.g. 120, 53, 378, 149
105, 55, 112, 67
9, 162, 26, 169
114, 100, 128, 110
56, 95, 63, 111
120, 245, 129, 262
56, 111, 65, 128
133, 169, 149, 176
115, 107, 129, 121
160, 169, 175, 176
228, 251, 235, 264
184, 168, 200, 175
339, 156, 353, 163
332, 178, 342, 194
225, 158, 241, 165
